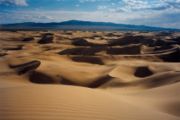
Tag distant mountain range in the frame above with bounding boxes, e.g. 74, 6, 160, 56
0, 20, 180, 31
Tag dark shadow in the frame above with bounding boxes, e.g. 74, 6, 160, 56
22, 37, 34, 42
88, 75, 112, 88
71, 38, 92, 46
60, 76, 78, 86
29, 71, 54, 84
59, 47, 105, 56
3, 45, 23, 51
108, 35, 153, 46
71, 56, 104, 65
38, 33, 54, 44
9, 60, 41, 75
107, 45, 141, 55
134, 66, 153, 77
160, 48, 180, 62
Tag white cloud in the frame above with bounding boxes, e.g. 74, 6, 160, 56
0, 0, 179, 29
120, 0, 180, 11
1, 9, 180, 29
0, 0, 28, 6
97, 5, 107, 10
79, 0, 110, 3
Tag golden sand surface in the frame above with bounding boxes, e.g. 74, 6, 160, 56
0, 31, 180, 120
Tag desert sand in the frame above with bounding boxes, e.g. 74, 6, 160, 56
0, 30, 180, 120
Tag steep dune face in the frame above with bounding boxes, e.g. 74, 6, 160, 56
0, 31, 180, 120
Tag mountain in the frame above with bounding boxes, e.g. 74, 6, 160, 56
0, 20, 180, 31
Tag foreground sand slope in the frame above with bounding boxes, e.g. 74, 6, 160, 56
0, 31, 180, 120
1, 85, 179, 120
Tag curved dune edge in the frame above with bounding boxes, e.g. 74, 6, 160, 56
1, 56, 180, 120
0, 31, 180, 120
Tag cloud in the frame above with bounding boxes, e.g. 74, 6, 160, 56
161, 0, 180, 9
0, 0, 179, 29
0, 0, 28, 6
0, 9, 179, 29
94, 0, 178, 13
79, 0, 111, 3
120, 0, 180, 11
121, 0, 163, 11
97, 5, 107, 10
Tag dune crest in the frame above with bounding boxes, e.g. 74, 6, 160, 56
0, 31, 180, 120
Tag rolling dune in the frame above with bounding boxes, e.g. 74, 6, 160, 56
0, 31, 180, 120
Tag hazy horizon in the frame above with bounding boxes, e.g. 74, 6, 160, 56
0, 0, 180, 29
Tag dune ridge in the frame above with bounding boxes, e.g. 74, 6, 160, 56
0, 31, 180, 120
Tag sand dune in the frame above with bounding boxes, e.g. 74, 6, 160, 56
0, 31, 180, 120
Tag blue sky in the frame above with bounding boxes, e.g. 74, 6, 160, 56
0, 0, 180, 28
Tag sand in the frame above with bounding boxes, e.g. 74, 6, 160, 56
0, 30, 180, 120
